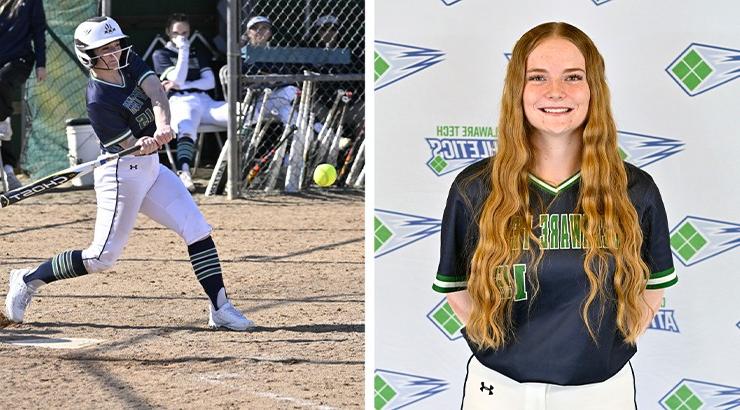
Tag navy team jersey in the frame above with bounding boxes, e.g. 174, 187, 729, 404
86, 51, 156, 154
434, 158, 677, 385
151, 45, 211, 95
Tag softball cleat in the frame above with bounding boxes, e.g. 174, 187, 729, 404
177, 170, 196, 193
208, 301, 254, 331
5, 268, 36, 323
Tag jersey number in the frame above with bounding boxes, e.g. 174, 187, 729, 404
496, 264, 528, 302
135, 108, 155, 129
512, 264, 527, 301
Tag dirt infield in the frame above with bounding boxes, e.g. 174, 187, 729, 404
0, 185, 364, 409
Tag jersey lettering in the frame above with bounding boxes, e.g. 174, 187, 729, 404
549, 214, 560, 250
123, 87, 148, 114
538, 213, 589, 250
570, 214, 582, 248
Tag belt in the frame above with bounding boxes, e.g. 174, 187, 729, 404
169, 89, 205, 95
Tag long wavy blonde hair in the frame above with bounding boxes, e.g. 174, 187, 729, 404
465, 22, 650, 350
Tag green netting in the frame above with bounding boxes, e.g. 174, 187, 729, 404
22, 1, 97, 179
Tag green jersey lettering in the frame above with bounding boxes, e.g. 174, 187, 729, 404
539, 214, 549, 249
560, 214, 571, 249
549, 214, 560, 250
570, 214, 583, 248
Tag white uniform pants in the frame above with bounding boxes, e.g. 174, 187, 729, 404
81, 154, 212, 273
462, 355, 636, 410
170, 92, 228, 140
253, 85, 299, 125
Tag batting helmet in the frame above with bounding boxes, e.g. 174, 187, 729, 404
73, 16, 131, 70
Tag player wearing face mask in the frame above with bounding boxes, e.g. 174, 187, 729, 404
152, 13, 228, 192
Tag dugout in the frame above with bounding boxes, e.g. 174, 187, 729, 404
21, 0, 365, 195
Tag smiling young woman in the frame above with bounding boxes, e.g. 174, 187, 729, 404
432, 22, 677, 409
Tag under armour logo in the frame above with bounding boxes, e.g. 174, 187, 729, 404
130, 164, 138, 170
480, 382, 494, 395
104, 24, 115, 34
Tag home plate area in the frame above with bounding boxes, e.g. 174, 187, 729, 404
0, 334, 103, 349
0, 190, 364, 408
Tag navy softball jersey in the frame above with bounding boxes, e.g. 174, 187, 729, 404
86, 51, 156, 153
434, 158, 677, 386
151, 45, 210, 92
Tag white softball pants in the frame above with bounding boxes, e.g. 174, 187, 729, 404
253, 85, 299, 125
462, 355, 636, 410
170, 92, 228, 140
81, 153, 212, 273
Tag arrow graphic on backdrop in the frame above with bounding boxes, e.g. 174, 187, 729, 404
659, 379, 740, 410
374, 209, 442, 258
667, 43, 740, 96
670, 216, 740, 267
375, 41, 445, 91
374, 369, 448, 409
616, 131, 684, 167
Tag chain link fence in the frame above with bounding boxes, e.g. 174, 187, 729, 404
225, 0, 365, 194
22, 0, 95, 179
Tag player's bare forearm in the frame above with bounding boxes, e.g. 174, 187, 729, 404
640, 288, 665, 334
145, 81, 171, 126
140, 74, 174, 145
447, 290, 472, 325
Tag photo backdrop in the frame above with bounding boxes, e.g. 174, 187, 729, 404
374, 1, 740, 409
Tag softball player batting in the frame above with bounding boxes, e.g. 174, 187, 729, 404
434, 22, 677, 409
4, 16, 253, 331
152, 13, 227, 192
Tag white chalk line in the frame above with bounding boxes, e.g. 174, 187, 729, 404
197, 371, 337, 410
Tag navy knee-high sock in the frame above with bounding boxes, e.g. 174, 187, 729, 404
176, 136, 195, 170
188, 236, 227, 309
24, 250, 88, 287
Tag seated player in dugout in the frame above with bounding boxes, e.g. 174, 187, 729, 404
4, 16, 253, 332
152, 13, 228, 193
240, 16, 298, 127
239, 16, 328, 136
303, 15, 364, 156
306, 15, 340, 49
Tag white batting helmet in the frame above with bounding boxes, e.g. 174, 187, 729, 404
73, 16, 131, 69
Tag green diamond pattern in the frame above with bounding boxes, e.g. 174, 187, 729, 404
663, 384, 704, 410
670, 221, 708, 262
671, 49, 713, 91
375, 217, 393, 252
429, 155, 448, 174
431, 302, 463, 336
375, 52, 390, 82
374, 374, 397, 410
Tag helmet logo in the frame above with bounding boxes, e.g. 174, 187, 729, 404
104, 23, 115, 34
